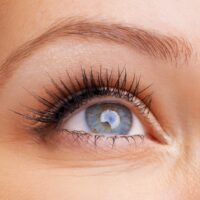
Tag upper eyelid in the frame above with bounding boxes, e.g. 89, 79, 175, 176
0, 18, 193, 86
16, 68, 148, 125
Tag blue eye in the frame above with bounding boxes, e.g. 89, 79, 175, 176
85, 103, 132, 135
63, 100, 145, 136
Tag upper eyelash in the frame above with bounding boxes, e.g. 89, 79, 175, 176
15, 67, 153, 134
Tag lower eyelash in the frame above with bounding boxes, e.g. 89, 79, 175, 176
15, 67, 153, 140
51, 130, 145, 149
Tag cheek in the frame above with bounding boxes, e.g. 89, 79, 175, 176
0, 144, 189, 200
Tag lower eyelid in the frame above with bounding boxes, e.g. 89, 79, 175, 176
38, 129, 166, 170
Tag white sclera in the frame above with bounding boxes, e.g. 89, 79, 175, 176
63, 110, 90, 132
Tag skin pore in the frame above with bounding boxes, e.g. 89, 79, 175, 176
0, 0, 200, 199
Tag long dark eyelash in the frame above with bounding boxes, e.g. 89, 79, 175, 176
16, 67, 152, 136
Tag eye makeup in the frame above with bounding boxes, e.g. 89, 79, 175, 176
14, 66, 168, 151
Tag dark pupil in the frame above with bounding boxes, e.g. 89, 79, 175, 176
85, 102, 132, 135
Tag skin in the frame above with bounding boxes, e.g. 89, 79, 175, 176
0, 0, 200, 199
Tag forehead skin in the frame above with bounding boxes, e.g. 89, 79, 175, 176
0, 1, 200, 200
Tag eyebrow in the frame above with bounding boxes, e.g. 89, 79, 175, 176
0, 18, 193, 84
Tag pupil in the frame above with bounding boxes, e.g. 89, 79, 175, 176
100, 110, 120, 130
85, 102, 133, 135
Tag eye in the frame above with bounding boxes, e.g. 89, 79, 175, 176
17, 68, 168, 151
63, 101, 145, 137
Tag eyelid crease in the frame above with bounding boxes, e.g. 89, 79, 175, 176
0, 17, 193, 86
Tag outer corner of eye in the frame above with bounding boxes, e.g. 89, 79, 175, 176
144, 112, 171, 146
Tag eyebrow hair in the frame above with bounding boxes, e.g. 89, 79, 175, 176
0, 18, 193, 84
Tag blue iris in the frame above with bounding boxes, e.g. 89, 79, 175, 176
85, 102, 132, 135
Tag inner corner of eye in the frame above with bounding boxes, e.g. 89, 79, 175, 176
61, 100, 146, 137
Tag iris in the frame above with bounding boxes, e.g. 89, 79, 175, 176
85, 102, 132, 135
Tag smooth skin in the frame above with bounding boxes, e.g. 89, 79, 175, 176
0, 1, 200, 199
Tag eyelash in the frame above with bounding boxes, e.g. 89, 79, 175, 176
16, 67, 153, 147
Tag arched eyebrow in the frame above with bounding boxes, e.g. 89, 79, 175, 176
0, 18, 193, 84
